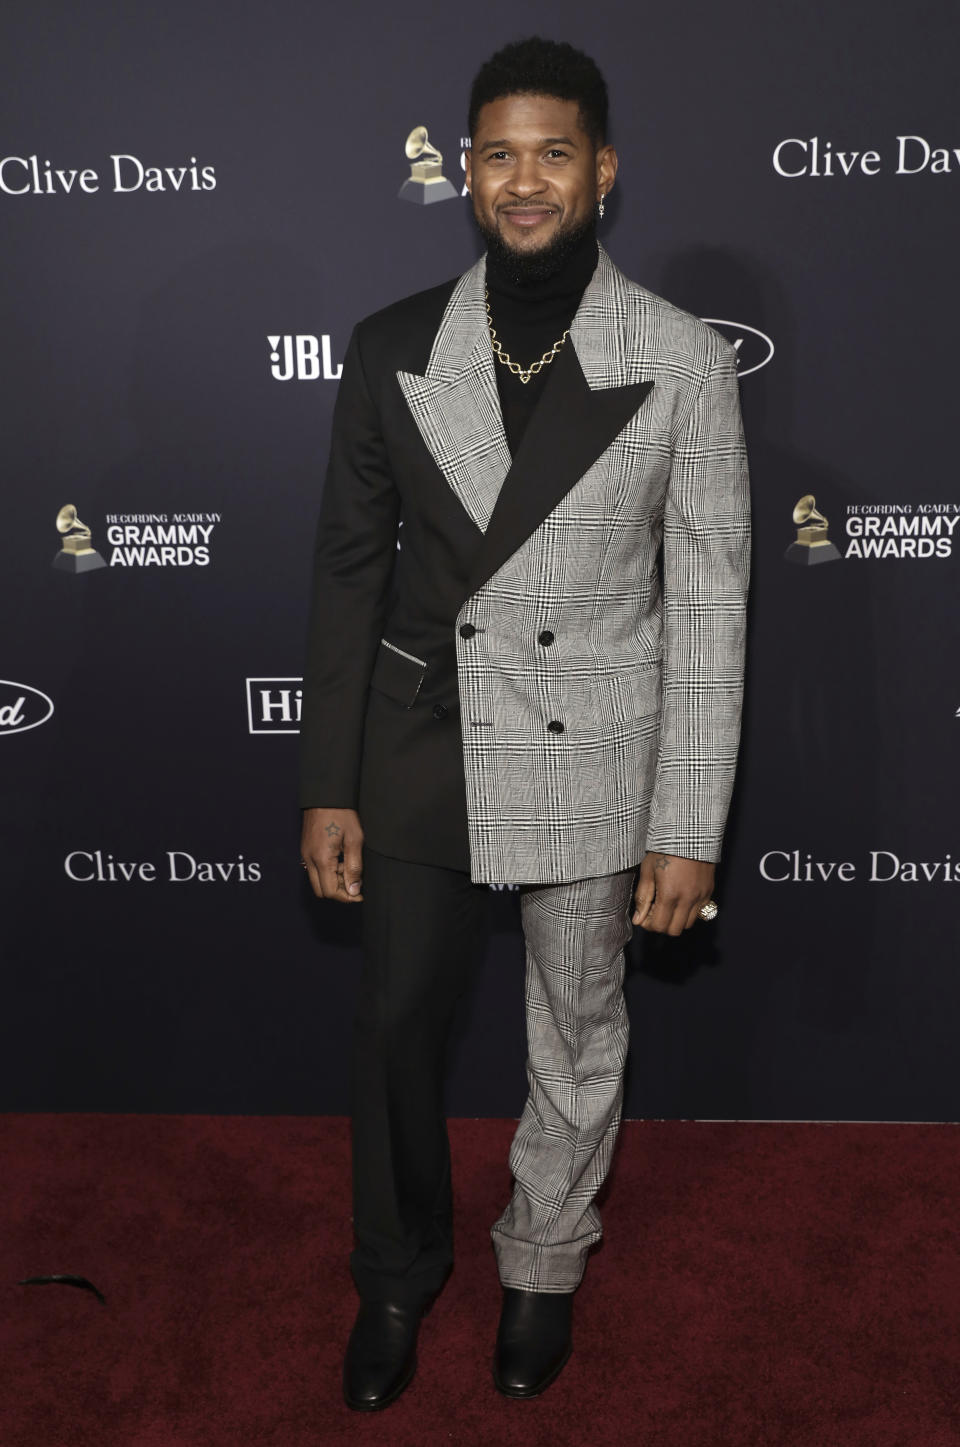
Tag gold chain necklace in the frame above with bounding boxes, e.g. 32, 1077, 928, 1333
484, 287, 570, 385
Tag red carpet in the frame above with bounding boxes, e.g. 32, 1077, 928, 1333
1, 1115, 959, 1446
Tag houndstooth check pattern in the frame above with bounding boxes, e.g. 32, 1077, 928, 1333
399, 246, 751, 886
490, 864, 637, 1290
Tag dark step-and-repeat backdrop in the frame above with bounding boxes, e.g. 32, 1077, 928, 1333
3, 2, 957, 1120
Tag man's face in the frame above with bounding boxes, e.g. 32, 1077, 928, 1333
465, 93, 617, 258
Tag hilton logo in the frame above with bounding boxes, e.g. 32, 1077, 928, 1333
246, 678, 302, 734
268, 336, 343, 381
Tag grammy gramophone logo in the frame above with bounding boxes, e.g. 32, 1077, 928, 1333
784, 494, 841, 566
398, 125, 458, 204
52, 504, 107, 573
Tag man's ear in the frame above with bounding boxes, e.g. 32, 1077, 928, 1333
464, 147, 473, 194
597, 144, 618, 198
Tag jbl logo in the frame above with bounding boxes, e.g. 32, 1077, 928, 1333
268, 336, 342, 381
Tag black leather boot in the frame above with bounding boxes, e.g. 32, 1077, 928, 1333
492, 1286, 575, 1397
342, 1299, 425, 1411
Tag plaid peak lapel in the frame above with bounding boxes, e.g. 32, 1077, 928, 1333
396, 257, 510, 536
397, 246, 654, 550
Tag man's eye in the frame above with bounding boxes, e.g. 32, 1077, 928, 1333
546, 150, 569, 160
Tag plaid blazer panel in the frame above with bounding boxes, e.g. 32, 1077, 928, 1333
394, 249, 750, 884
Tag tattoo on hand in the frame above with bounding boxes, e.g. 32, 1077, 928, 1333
654, 854, 670, 872
324, 822, 342, 839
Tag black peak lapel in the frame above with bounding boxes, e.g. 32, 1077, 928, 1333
464, 341, 653, 599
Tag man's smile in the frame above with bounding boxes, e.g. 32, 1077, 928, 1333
499, 205, 558, 229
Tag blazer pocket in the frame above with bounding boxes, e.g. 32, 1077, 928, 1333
599, 662, 662, 728
369, 638, 428, 708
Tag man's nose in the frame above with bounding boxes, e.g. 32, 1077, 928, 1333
508, 161, 548, 197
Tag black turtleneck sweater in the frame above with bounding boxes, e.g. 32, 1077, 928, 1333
485, 227, 599, 458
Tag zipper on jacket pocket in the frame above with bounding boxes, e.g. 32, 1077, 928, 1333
380, 638, 428, 669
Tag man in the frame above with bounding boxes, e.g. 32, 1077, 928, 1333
299, 36, 750, 1410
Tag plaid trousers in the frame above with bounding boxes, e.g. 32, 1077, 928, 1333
491, 866, 637, 1291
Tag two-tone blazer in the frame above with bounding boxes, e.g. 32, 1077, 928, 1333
299, 244, 751, 886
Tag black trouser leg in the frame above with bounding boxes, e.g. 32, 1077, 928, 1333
350, 845, 490, 1307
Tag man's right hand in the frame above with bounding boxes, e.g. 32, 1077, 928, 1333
301, 807, 365, 903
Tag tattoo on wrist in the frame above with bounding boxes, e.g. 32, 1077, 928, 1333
654, 854, 670, 872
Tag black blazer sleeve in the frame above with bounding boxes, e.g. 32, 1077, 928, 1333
298, 325, 400, 809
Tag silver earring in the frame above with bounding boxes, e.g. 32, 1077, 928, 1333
598, 193, 605, 219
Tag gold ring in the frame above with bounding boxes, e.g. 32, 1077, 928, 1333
697, 899, 718, 921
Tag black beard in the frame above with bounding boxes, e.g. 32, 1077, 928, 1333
476, 209, 597, 286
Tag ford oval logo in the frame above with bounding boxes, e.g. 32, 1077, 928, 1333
0, 680, 55, 736
701, 319, 775, 378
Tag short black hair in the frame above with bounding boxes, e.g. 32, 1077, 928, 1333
468, 37, 609, 149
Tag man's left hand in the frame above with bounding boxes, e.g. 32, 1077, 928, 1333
632, 853, 715, 935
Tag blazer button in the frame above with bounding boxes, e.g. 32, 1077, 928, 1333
459, 623, 476, 639
432, 703, 448, 720
538, 630, 555, 646
547, 719, 565, 733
